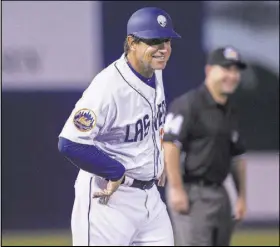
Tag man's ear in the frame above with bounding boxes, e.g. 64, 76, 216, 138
205, 64, 211, 77
127, 36, 136, 51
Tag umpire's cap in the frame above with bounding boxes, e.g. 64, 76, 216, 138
207, 47, 247, 70
127, 7, 181, 39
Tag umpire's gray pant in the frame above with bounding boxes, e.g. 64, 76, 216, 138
166, 183, 235, 246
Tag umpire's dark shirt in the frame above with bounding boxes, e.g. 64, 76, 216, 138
163, 84, 246, 184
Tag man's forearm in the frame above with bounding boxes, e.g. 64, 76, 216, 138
231, 157, 247, 199
163, 142, 184, 190
58, 137, 125, 181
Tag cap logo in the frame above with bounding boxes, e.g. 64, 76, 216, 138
223, 47, 239, 60
157, 15, 167, 27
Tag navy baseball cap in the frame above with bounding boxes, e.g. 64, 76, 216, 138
127, 7, 181, 39
207, 47, 247, 70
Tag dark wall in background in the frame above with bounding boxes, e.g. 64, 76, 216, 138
231, 64, 279, 151
2, 91, 81, 230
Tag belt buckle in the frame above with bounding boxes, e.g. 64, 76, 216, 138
142, 183, 147, 190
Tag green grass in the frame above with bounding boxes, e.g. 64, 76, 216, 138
2, 229, 279, 246
231, 230, 279, 246
2, 230, 71, 246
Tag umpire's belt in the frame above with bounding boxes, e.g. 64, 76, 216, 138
184, 177, 222, 187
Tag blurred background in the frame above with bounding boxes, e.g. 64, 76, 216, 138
1, 1, 279, 246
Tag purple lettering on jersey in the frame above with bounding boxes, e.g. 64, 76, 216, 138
125, 125, 134, 142
154, 100, 166, 131
124, 114, 151, 143
143, 114, 150, 137
134, 119, 144, 142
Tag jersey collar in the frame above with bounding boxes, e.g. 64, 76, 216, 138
126, 60, 156, 89
115, 54, 158, 98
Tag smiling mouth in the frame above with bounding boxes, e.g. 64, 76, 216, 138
152, 55, 165, 61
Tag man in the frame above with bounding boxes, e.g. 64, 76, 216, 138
58, 7, 181, 246
163, 47, 247, 246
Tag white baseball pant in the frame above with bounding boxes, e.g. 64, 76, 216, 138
71, 170, 174, 246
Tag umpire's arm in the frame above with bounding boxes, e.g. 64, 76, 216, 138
230, 116, 247, 200
230, 115, 247, 220
231, 156, 246, 200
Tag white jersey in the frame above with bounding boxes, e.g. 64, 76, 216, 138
59, 54, 166, 180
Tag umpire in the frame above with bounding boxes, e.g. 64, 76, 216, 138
163, 46, 247, 246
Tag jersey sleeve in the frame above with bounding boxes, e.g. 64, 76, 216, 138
163, 94, 194, 147
59, 76, 115, 145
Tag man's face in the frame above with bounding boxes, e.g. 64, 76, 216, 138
132, 37, 172, 71
208, 64, 241, 95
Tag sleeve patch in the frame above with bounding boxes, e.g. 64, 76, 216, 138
73, 109, 97, 132
164, 113, 184, 136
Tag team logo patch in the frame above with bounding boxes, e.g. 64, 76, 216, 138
73, 109, 96, 132
223, 47, 239, 61
157, 15, 167, 27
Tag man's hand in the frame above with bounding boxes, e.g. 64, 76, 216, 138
93, 175, 125, 205
168, 186, 189, 214
234, 197, 247, 221
157, 170, 166, 187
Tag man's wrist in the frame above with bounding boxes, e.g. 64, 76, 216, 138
237, 194, 246, 201
169, 182, 185, 191
109, 174, 125, 182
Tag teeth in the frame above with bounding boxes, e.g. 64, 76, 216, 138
153, 56, 164, 59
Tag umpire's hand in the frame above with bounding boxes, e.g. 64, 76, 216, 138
169, 187, 189, 214
93, 175, 125, 205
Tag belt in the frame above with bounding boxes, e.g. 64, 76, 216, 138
107, 177, 155, 190
127, 178, 155, 190
184, 177, 222, 187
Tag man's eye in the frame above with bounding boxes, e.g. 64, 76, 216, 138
142, 38, 171, 46
151, 39, 161, 45
151, 39, 170, 45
